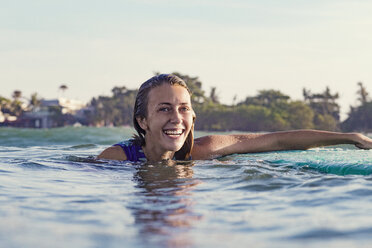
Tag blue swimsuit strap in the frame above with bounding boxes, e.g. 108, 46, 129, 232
114, 139, 192, 161
113, 140, 146, 162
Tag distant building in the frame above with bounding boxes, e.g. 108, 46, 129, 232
21, 110, 53, 128
41, 98, 86, 114
15, 98, 87, 128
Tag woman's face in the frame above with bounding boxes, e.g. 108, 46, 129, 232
138, 84, 193, 154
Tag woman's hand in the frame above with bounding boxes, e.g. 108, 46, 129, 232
352, 133, 372, 150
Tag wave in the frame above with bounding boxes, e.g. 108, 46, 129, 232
232, 148, 372, 176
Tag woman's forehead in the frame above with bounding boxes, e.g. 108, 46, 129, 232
148, 84, 191, 104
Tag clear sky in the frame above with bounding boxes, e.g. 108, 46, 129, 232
1, 0, 371, 119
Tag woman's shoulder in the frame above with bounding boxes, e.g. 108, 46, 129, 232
191, 135, 239, 160
97, 139, 133, 161
97, 146, 127, 161
98, 139, 146, 162
191, 135, 221, 160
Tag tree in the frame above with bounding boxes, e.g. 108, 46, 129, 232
239, 90, 290, 107
12, 90, 22, 100
303, 86, 340, 130
256, 90, 290, 106
303, 87, 339, 113
286, 101, 314, 129
59, 85, 68, 97
232, 94, 237, 106
8, 90, 24, 116
112, 86, 127, 97
314, 114, 339, 131
0, 96, 12, 113
209, 87, 220, 104
303, 87, 340, 119
88, 86, 137, 126
341, 82, 372, 132
356, 82, 369, 105
29, 93, 41, 110
59, 84, 68, 92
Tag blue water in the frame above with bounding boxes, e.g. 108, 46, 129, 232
1, 127, 372, 248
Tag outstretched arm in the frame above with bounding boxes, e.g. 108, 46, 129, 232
191, 130, 372, 160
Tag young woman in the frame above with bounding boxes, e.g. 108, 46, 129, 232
98, 74, 372, 162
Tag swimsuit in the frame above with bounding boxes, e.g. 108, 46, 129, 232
114, 139, 146, 162
114, 139, 192, 161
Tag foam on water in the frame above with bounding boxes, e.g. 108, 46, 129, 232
1, 127, 372, 248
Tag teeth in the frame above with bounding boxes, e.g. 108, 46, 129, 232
164, 130, 183, 135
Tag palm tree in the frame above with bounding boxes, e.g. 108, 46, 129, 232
59, 85, 68, 96
12, 90, 22, 100
209, 87, 220, 104
357, 82, 369, 105
30, 93, 41, 110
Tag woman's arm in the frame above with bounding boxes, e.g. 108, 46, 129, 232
191, 130, 372, 160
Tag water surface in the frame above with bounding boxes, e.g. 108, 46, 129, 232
1, 127, 372, 248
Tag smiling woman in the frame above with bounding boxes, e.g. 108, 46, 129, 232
98, 74, 372, 162
98, 74, 195, 162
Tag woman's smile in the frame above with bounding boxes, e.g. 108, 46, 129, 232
163, 128, 185, 137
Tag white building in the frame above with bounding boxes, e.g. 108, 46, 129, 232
21, 98, 87, 128
41, 97, 86, 114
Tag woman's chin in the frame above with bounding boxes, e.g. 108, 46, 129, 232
161, 140, 185, 152
161, 134, 186, 151
166, 143, 184, 152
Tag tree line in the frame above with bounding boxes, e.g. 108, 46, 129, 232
1, 73, 371, 132
86, 72, 371, 132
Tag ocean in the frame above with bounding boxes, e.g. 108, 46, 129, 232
1, 126, 372, 248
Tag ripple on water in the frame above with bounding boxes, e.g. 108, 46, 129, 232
289, 226, 372, 241
64, 144, 98, 150
18, 161, 62, 170
0, 168, 12, 173
347, 188, 372, 197
300, 176, 352, 188
290, 228, 346, 239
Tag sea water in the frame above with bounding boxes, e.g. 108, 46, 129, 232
1, 127, 372, 248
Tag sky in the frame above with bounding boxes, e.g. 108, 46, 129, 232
1, 0, 372, 120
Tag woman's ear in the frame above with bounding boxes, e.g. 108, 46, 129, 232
136, 116, 148, 131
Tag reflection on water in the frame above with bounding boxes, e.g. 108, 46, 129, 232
130, 161, 202, 248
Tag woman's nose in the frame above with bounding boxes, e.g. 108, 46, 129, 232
170, 110, 182, 123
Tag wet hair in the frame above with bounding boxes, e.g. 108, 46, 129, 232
133, 74, 195, 160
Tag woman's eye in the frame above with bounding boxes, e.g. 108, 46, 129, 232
159, 107, 170, 112
180, 107, 190, 112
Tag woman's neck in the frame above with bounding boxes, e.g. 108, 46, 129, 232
142, 144, 175, 162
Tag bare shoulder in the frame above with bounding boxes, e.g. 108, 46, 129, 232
97, 146, 127, 161
191, 136, 212, 160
